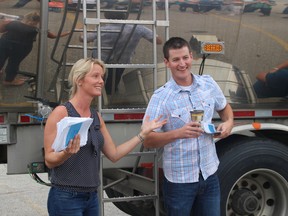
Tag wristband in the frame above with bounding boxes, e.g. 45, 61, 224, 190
137, 134, 145, 143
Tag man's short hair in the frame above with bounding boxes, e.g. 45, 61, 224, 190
163, 37, 191, 59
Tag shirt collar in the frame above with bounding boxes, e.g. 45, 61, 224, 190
167, 74, 200, 93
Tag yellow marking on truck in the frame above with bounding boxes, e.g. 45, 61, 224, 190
212, 15, 288, 51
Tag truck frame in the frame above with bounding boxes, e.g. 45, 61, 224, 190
0, 0, 288, 215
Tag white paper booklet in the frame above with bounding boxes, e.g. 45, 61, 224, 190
52, 117, 93, 152
201, 122, 221, 135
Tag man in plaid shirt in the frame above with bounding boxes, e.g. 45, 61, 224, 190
143, 37, 234, 216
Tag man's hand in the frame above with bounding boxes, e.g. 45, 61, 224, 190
178, 122, 204, 139
216, 120, 233, 138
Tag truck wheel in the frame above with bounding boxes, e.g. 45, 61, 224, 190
217, 138, 288, 216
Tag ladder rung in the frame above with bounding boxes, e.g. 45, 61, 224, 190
100, 108, 146, 113
103, 194, 157, 203
118, 169, 155, 183
75, 28, 122, 34
105, 64, 156, 69
67, 45, 97, 50
85, 18, 155, 25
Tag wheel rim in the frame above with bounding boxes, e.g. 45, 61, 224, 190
226, 168, 288, 216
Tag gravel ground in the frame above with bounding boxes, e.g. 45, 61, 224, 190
0, 164, 128, 216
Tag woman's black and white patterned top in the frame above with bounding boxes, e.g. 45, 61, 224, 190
50, 101, 104, 192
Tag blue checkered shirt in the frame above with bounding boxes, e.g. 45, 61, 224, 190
144, 74, 227, 183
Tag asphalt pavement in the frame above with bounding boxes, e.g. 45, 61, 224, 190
0, 164, 128, 216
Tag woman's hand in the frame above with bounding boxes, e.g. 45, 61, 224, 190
140, 116, 167, 138
63, 134, 81, 156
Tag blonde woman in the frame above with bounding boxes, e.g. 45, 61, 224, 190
44, 58, 166, 215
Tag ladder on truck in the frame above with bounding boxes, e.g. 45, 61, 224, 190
45, 0, 170, 215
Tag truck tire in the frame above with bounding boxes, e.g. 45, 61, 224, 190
217, 138, 288, 216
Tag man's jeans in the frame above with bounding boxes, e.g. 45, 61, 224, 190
48, 187, 99, 216
162, 173, 220, 216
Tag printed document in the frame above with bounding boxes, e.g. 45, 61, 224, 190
52, 117, 93, 152
201, 122, 221, 135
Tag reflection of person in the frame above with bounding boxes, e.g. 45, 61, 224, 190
12, 0, 40, 8
0, 12, 69, 86
81, 11, 162, 95
143, 37, 234, 216
44, 58, 166, 216
253, 60, 288, 98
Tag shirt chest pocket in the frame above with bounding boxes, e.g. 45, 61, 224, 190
170, 108, 191, 129
201, 98, 215, 121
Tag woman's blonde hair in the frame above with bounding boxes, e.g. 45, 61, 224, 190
23, 11, 40, 24
68, 58, 106, 98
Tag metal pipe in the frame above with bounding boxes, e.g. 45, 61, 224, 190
36, 0, 49, 98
